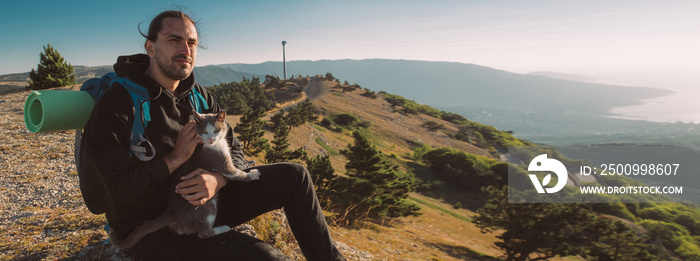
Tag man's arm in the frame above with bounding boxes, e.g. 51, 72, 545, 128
163, 120, 202, 173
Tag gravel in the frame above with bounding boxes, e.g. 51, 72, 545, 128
0, 86, 83, 227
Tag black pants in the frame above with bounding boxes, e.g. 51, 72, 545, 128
128, 163, 346, 261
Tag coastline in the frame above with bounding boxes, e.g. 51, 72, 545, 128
609, 88, 700, 124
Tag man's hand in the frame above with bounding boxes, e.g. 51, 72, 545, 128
164, 121, 202, 173
175, 168, 229, 206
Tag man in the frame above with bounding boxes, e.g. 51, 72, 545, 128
78, 10, 345, 260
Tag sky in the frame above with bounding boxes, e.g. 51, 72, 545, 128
3, 0, 700, 121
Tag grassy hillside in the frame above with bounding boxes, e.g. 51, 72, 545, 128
231, 77, 581, 260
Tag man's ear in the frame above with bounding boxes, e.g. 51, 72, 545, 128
145, 40, 156, 58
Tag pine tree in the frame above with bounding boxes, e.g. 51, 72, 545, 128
269, 110, 285, 127
305, 155, 337, 207
473, 186, 599, 261
286, 99, 317, 127
338, 131, 420, 220
586, 219, 656, 261
341, 131, 386, 183
234, 108, 269, 156
28, 44, 75, 90
421, 121, 446, 132
264, 115, 305, 163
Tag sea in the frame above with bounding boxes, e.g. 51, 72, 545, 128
609, 88, 700, 124
586, 74, 700, 124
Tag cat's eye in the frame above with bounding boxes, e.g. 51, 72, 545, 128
202, 130, 208, 134
214, 128, 221, 133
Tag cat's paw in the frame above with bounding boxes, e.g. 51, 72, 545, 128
246, 169, 261, 181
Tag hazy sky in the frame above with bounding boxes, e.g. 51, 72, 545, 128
3, 0, 699, 91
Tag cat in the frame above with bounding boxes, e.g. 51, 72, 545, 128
110, 110, 260, 249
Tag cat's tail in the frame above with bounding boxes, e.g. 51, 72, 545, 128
217, 168, 261, 182
109, 214, 171, 249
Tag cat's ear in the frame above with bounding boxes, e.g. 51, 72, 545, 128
217, 111, 226, 122
192, 110, 204, 122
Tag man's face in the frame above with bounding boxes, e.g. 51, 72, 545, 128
146, 17, 198, 81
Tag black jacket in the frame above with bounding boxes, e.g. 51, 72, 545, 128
78, 54, 245, 241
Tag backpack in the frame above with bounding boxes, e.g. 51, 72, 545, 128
74, 72, 209, 165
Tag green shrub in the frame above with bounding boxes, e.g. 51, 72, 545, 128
640, 219, 700, 260
592, 203, 636, 220
320, 113, 370, 132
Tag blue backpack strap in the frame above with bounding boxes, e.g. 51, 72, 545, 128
110, 77, 154, 161
189, 86, 209, 113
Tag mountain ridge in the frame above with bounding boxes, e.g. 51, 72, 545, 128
527, 71, 599, 83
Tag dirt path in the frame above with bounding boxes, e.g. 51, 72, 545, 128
269, 77, 333, 114
304, 77, 332, 101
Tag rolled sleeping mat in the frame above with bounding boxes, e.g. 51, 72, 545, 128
24, 90, 95, 133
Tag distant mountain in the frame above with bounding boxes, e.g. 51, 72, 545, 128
205, 59, 669, 114
1, 65, 115, 85
0, 72, 30, 82
527, 71, 598, 83
73, 66, 113, 82
199, 59, 675, 133
0, 65, 261, 88
193, 65, 263, 87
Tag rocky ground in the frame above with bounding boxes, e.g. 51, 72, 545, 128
1, 87, 82, 220
0, 86, 371, 260
0, 85, 107, 260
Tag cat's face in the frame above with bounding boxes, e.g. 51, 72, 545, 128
193, 111, 227, 145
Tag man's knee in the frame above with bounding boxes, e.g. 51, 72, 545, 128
290, 163, 314, 187
270, 162, 311, 183
270, 162, 316, 196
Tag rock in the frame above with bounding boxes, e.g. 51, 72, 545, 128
335, 241, 374, 261
233, 223, 257, 237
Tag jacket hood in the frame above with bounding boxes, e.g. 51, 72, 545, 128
113, 54, 196, 98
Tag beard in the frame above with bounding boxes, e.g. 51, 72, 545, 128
157, 54, 193, 81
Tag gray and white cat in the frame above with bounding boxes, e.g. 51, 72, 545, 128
110, 110, 260, 248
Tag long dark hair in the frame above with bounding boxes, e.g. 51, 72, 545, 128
139, 10, 199, 42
